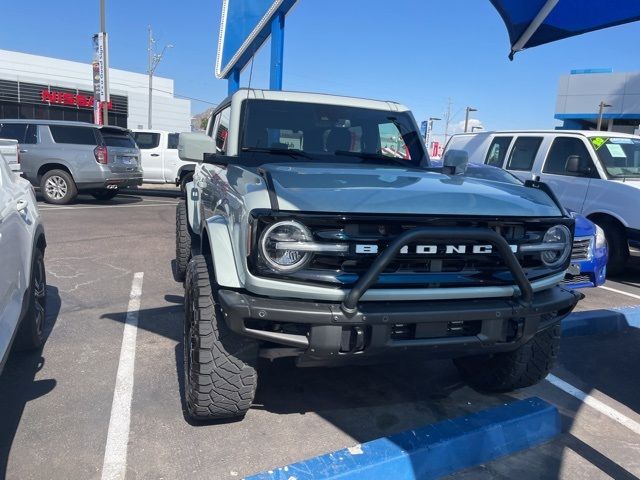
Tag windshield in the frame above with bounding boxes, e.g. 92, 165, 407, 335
240, 99, 427, 167
591, 136, 640, 178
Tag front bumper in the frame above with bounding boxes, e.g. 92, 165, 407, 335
218, 285, 582, 364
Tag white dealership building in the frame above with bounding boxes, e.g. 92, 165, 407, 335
0, 49, 190, 132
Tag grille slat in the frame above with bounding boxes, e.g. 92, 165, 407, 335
571, 238, 591, 261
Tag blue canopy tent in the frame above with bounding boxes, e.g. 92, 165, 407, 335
490, 0, 640, 59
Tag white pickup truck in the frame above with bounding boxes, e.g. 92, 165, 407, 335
0, 138, 20, 173
132, 129, 196, 190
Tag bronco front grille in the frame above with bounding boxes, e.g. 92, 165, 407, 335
250, 212, 573, 289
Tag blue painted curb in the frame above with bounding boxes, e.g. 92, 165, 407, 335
245, 397, 560, 480
562, 305, 640, 338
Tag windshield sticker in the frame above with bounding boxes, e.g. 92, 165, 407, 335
606, 143, 627, 158
609, 138, 634, 144
590, 137, 607, 150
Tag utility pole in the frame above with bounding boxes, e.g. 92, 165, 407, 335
100, 0, 109, 125
443, 98, 452, 146
597, 101, 611, 131
148, 26, 173, 129
464, 106, 478, 133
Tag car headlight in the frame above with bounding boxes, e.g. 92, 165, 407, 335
259, 220, 313, 272
540, 225, 572, 267
594, 224, 607, 250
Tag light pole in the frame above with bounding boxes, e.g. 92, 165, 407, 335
597, 101, 611, 131
464, 106, 478, 133
99, 0, 110, 125
425, 117, 441, 147
471, 126, 483, 132
148, 26, 173, 129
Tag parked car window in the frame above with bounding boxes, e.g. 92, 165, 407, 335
133, 132, 160, 149
543, 137, 598, 177
49, 125, 97, 145
0, 123, 37, 144
215, 107, 231, 154
506, 137, 543, 171
485, 136, 512, 167
591, 137, 640, 179
379, 123, 410, 159
167, 133, 180, 149
100, 128, 137, 148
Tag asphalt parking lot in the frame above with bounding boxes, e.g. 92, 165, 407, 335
1, 190, 639, 480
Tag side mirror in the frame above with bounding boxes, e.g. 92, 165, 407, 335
442, 149, 469, 175
565, 155, 591, 175
178, 132, 216, 162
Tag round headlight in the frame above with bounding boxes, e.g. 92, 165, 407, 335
259, 220, 313, 272
541, 225, 572, 267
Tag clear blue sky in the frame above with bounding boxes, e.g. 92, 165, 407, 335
1, 0, 638, 135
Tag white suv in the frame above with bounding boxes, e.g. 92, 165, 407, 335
0, 151, 47, 374
446, 130, 640, 274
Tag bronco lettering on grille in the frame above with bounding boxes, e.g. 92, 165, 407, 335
355, 244, 520, 254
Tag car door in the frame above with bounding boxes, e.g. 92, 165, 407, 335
132, 131, 163, 182
504, 136, 544, 183
164, 133, 181, 182
0, 156, 30, 362
539, 136, 599, 213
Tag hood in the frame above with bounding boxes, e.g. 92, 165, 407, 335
262, 163, 562, 217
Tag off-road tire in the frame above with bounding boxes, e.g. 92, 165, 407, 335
454, 321, 561, 392
183, 254, 258, 420
40, 169, 78, 205
595, 218, 628, 276
91, 189, 119, 201
15, 248, 47, 350
175, 200, 192, 282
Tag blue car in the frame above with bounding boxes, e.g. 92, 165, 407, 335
430, 160, 608, 288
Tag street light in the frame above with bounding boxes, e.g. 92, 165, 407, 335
425, 116, 441, 147
471, 126, 483, 132
148, 25, 173, 129
464, 107, 478, 133
597, 101, 612, 131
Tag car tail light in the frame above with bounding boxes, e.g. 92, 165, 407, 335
94, 145, 108, 164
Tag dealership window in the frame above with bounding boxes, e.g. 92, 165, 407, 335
133, 132, 160, 149
49, 125, 97, 145
543, 137, 598, 177
485, 136, 512, 167
506, 137, 543, 171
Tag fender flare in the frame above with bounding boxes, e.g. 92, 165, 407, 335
185, 181, 200, 233
202, 216, 242, 288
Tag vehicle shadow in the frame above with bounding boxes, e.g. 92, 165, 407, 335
35, 192, 144, 206
120, 187, 182, 199
0, 286, 61, 480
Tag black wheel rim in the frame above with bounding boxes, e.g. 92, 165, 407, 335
32, 256, 46, 337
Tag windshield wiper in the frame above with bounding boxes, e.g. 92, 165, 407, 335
241, 147, 312, 159
333, 150, 409, 167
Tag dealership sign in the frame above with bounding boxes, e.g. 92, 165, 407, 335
215, 0, 297, 79
92, 32, 109, 102
41, 90, 112, 109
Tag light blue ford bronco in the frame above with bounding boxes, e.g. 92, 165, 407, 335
175, 89, 582, 421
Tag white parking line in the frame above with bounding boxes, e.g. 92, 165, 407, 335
38, 203, 177, 211
598, 285, 640, 301
101, 272, 144, 480
546, 373, 640, 436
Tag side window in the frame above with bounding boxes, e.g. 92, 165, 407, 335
132, 132, 160, 149
543, 137, 597, 177
0, 123, 28, 143
49, 126, 97, 145
167, 133, 179, 150
25, 125, 38, 144
485, 137, 513, 167
506, 137, 543, 171
215, 107, 231, 154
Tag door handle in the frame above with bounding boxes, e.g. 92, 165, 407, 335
150, 153, 160, 157
16, 199, 28, 212
19, 149, 28, 153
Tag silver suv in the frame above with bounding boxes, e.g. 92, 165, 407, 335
0, 120, 142, 204
175, 89, 582, 421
